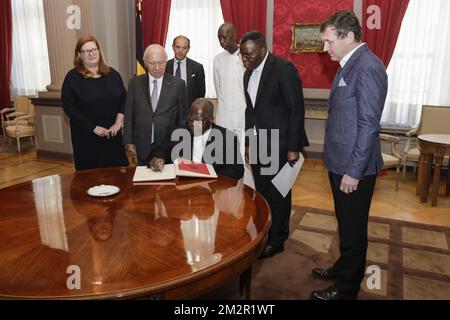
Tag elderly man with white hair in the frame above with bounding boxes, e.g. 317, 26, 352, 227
124, 44, 187, 165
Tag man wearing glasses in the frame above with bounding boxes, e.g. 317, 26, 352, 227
240, 31, 309, 259
123, 44, 187, 166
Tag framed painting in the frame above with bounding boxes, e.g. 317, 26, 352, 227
291, 23, 324, 53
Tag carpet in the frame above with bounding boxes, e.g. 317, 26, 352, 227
200, 206, 450, 300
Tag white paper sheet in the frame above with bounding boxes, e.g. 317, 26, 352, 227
132, 165, 176, 182
271, 153, 304, 198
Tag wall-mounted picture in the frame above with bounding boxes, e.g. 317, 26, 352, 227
291, 23, 324, 53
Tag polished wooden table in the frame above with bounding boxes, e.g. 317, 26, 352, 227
0, 168, 270, 299
416, 134, 450, 206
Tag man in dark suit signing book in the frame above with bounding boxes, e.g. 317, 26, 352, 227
150, 98, 244, 181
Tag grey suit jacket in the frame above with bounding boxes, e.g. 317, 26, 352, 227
123, 73, 187, 162
324, 44, 388, 180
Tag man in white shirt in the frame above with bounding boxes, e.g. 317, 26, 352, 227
213, 23, 254, 188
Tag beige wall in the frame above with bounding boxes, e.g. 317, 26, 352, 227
89, 0, 134, 85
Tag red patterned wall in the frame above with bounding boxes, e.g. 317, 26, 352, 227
273, 0, 354, 88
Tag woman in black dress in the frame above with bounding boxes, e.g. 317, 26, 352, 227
62, 35, 128, 171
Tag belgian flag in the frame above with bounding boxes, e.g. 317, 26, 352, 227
136, 0, 146, 75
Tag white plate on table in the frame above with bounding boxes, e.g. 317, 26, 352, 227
87, 185, 120, 197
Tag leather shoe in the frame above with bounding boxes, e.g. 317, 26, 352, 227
311, 286, 358, 300
258, 244, 284, 259
312, 267, 338, 281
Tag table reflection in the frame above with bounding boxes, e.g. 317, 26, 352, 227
32, 175, 68, 252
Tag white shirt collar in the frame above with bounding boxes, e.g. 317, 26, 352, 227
175, 57, 186, 64
340, 43, 365, 68
254, 51, 269, 73
148, 74, 163, 83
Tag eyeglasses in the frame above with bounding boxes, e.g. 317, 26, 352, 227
187, 116, 210, 122
80, 48, 99, 55
240, 47, 261, 60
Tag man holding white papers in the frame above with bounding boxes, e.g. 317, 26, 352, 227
240, 32, 309, 259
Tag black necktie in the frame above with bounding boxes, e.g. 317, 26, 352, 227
175, 61, 182, 79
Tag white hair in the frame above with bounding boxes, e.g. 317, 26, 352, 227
143, 44, 168, 61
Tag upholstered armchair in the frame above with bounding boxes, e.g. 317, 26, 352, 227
380, 133, 402, 191
1, 96, 34, 140
402, 105, 450, 180
5, 115, 35, 152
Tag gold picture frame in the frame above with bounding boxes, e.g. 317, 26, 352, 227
291, 23, 324, 53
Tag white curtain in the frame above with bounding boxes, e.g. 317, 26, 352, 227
381, 0, 450, 128
11, 0, 51, 97
165, 0, 224, 98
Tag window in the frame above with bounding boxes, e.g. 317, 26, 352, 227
382, 0, 450, 127
165, 0, 224, 98
11, 0, 51, 97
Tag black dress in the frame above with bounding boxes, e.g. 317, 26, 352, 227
61, 68, 129, 171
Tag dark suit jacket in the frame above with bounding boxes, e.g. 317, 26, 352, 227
123, 73, 187, 162
324, 44, 388, 180
166, 58, 206, 108
168, 124, 244, 180
244, 53, 309, 174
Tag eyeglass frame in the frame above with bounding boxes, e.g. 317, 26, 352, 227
79, 48, 99, 56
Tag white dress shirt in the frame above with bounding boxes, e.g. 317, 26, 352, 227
172, 58, 187, 83
340, 43, 366, 68
247, 51, 269, 108
193, 128, 211, 163
213, 49, 247, 131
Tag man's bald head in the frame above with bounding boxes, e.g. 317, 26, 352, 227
218, 23, 238, 54
219, 23, 236, 36
143, 44, 168, 78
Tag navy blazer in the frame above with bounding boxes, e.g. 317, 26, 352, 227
324, 44, 388, 180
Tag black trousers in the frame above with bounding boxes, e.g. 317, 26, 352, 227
252, 164, 292, 247
328, 172, 377, 293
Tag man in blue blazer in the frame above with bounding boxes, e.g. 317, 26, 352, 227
311, 11, 388, 300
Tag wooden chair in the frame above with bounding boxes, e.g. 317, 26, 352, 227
1, 96, 35, 142
403, 105, 450, 180
380, 133, 402, 191
5, 114, 36, 152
